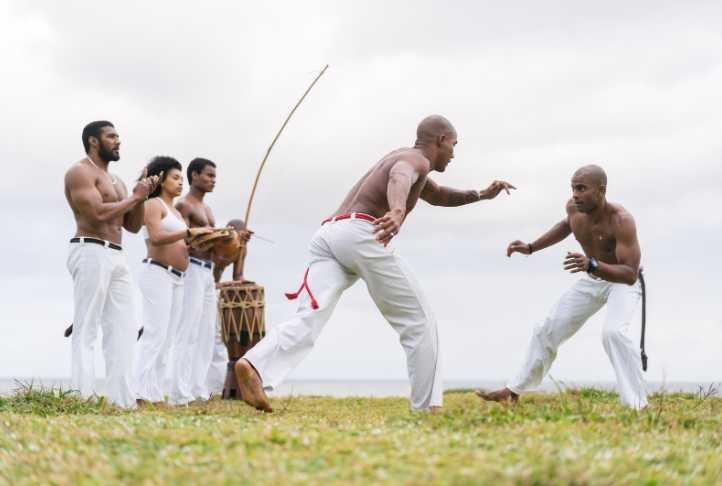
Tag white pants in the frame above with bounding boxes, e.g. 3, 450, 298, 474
508, 275, 648, 409
66, 241, 137, 409
205, 313, 228, 395
244, 218, 443, 410
180, 262, 223, 400
134, 263, 185, 404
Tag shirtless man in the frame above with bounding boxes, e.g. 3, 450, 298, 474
236, 115, 515, 412
64, 120, 159, 408
175, 158, 225, 399
479, 165, 647, 409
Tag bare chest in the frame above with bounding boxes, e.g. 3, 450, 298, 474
570, 217, 617, 257
97, 178, 123, 203
188, 205, 213, 228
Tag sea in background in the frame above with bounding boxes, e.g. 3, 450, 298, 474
1, 378, 718, 398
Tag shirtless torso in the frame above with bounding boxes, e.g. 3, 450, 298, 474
65, 162, 130, 243
567, 199, 640, 269
177, 193, 216, 261
506, 165, 641, 286
65, 143, 157, 243
334, 148, 430, 219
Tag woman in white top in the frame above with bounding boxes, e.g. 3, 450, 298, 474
134, 156, 210, 406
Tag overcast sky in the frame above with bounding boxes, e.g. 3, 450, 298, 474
1, 1, 720, 387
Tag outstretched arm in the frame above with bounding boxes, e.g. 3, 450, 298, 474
421, 178, 515, 207
507, 217, 572, 257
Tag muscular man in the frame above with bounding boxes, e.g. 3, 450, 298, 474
175, 158, 225, 400
64, 120, 158, 408
479, 165, 647, 409
236, 115, 515, 412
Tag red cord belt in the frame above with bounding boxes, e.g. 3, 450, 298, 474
286, 213, 376, 309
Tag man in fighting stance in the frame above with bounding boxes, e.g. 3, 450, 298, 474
236, 115, 515, 412
479, 165, 648, 409
64, 120, 159, 408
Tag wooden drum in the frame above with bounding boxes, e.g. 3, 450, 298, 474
217, 281, 265, 399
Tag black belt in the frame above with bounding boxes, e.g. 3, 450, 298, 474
70, 237, 122, 251
189, 256, 213, 269
639, 269, 648, 372
143, 258, 184, 277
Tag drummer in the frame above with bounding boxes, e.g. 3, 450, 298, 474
134, 156, 211, 406
212, 219, 251, 282
205, 219, 252, 393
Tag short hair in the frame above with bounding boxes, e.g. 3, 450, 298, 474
145, 156, 182, 199
82, 120, 115, 153
187, 157, 216, 184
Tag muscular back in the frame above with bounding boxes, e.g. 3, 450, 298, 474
333, 148, 430, 218
567, 199, 641, 269
64, 161, 128, 243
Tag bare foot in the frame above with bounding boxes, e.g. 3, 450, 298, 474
476, 387, 519, 404
235, 358, 273, 412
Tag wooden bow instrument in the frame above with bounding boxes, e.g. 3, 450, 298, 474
244, 64, 329, 228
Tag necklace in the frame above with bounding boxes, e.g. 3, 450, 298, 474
86, 156, 117, 185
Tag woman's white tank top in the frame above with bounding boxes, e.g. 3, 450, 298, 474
141, 198, 187, 240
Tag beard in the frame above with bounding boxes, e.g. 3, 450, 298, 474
98, 143, 120, 162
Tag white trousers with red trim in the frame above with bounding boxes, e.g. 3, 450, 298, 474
244, 218, 443, 410
67, 242, 138, 409
507, 275, 648, 409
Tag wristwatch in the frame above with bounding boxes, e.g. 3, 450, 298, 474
587, 257, 599, 274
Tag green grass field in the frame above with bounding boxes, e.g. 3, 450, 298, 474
1, 385, 721, 484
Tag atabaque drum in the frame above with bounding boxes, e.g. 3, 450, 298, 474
217, 281, 265, 399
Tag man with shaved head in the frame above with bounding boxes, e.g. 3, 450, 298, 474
236, 115, 515, 412
479, 164, 648, 409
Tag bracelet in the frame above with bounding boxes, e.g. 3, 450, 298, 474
528, 243, 533, 254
